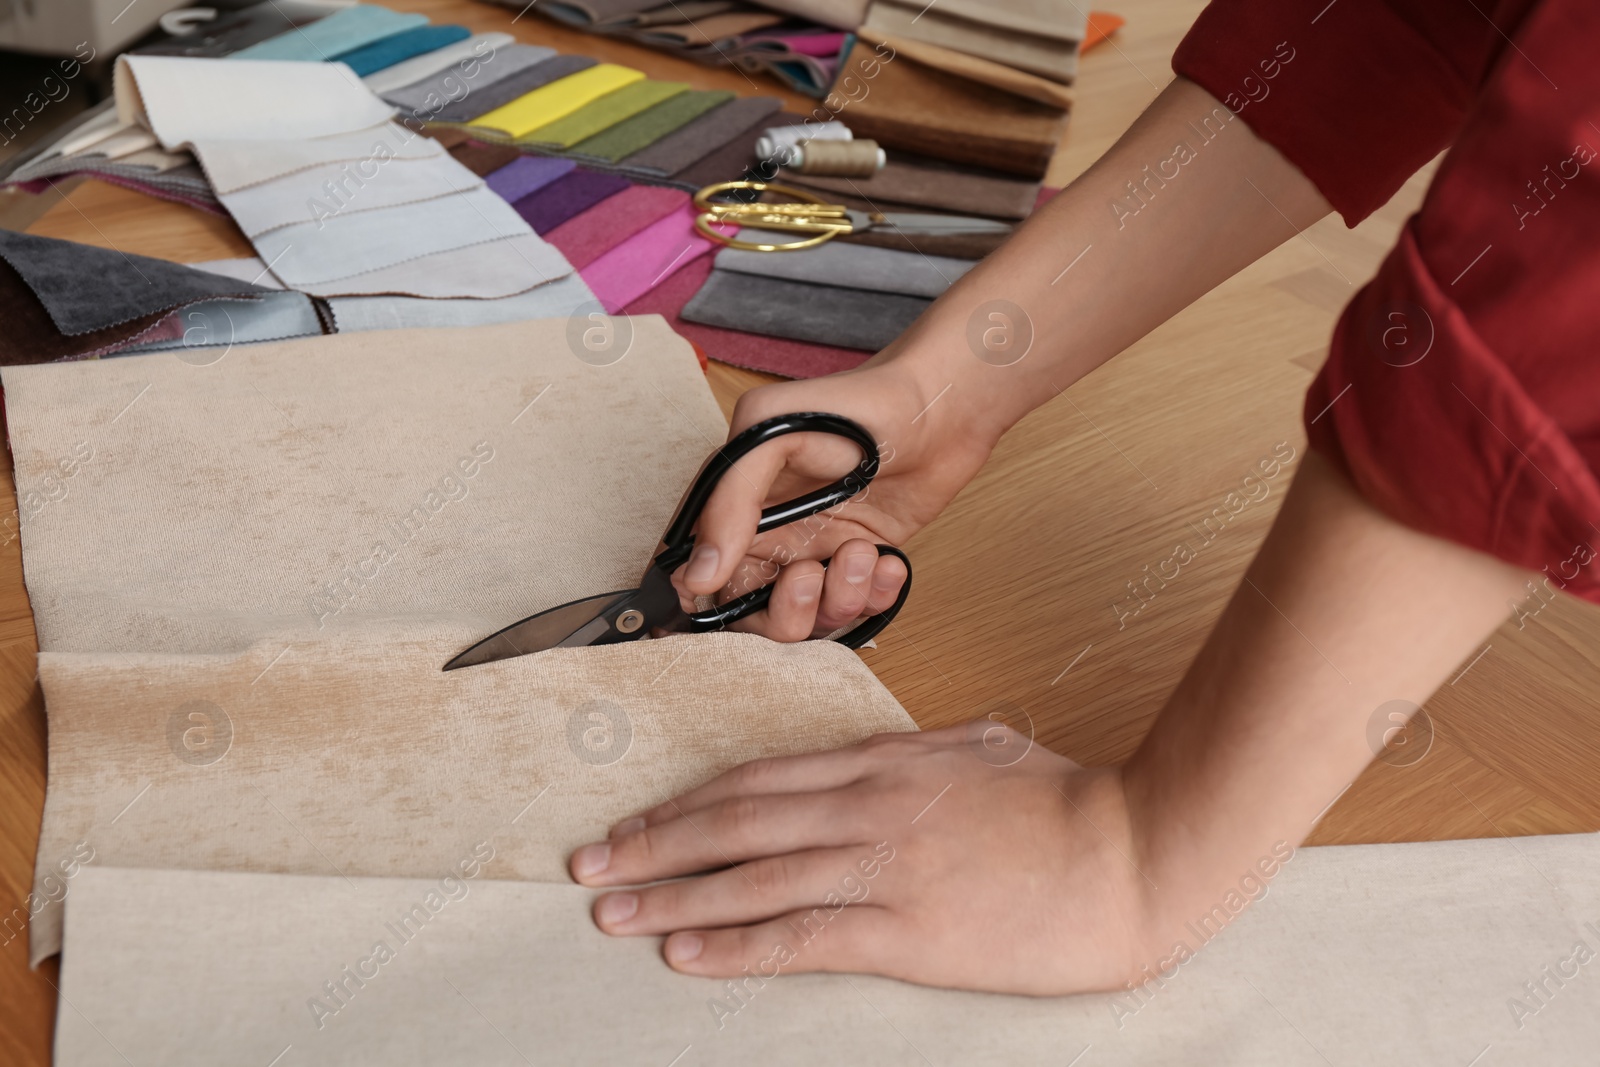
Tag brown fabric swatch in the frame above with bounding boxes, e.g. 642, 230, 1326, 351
670, 108, 807, 188
777, 153, 1042, 220
630, 11, 784, 47
835, 225, 1011, 259
621, 95, 783, 177
834, 38, 1068, 179
856, 27, 1074, 108
863, 0, 1085, 84
0, 257, 174, 364
448, 139, 525, 177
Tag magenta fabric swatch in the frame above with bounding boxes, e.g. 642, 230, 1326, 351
622, 255, 869, 379
542, 184, 689, 270
512, 169, 632, 235
581, 204, 727, 313
742, 31, 848, 56
486, 156, 577, 203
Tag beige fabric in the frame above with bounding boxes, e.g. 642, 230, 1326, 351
2, 317, 717, 658
59, 831, 1600, 1064
864, 0, 1085, 84
32, 631, 914, 964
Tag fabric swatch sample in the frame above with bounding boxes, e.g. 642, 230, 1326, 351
326, 271, 597, 330
0, 255, 190, 364
752, 0, 870, 30
714, 227, 974, 297
447, 138, 524, 178
518, 80, 688, 149
381, 43, 555, 117
231, 4, 429, 62
779, 153, 1042, 221
864, 0, 1086, 84
683, 268, 931, 350
425, 53, 598, 125
274, 233, 571, 300
330, 24, 472, 77
855, 26, 1076, 109
568, 88, 734, 164
219, 154, 482, 235
31, 629, 913, 962
835, 224, 1011, 260
532, 0, 676, 24
363, 31, 515, 95
114, 55, 396, 147
582, 204, 723, 312
668, 105, 799, 188
622, 254, 870, 378
485, 155, 577, 203
630, 11, 784, 48
619, 95, 782, 176
132, 2, 320, 58
543, 183, 688, 269
57, 831, 1600, 1064
194, 123, 444, 195
0, 228, 270, 335
834, 36, 1069, 179
513, 169, 633, 234
469, 63, 645, 138
113, 292, 329, 355
252, 186, 548, 288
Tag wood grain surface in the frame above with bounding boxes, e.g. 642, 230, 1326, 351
4, 0, 1598, 1061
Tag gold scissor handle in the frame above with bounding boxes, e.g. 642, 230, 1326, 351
693, 180, 854, 252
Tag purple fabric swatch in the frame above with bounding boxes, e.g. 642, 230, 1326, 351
485, 156, 577, 203
512, 169, 632, 235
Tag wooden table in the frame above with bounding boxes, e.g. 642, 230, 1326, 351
5, 1, 1599, 1060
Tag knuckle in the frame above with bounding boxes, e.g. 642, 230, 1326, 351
748, 858, 790, 897
720, 795, 765, 838
735, 757, 778, 792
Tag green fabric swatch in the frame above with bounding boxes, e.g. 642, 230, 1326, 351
517, 80, 688, 150
568, 89, 737, 164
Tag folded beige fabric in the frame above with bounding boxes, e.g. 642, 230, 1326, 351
864, 0, 1086, 83
58, 830, 1600, 1064
2, 318, 714, 658
33, 630, 914, 964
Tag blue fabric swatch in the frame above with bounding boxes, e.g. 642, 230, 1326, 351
332, 24, 472, 77
233, 5, 428, 62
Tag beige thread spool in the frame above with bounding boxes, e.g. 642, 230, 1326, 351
791, 139, 885, 177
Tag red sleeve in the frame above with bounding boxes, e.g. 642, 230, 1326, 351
1173, 0, 1532, 224
1303, 0, 1600, 604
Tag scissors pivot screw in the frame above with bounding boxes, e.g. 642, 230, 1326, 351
615, 609, 645, 634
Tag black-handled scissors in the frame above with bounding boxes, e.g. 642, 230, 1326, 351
443, 412, 912, 670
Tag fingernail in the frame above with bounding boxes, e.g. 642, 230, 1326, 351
611, 816, 646, 838
685, 545, 720, 585
845, 553, 875, 583
665, 932, 703, 963
572, 842, 611, 879
794, 573, 823, 605
596, 892, 638, 926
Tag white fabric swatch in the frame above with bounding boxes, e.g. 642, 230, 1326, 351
194, 123, 443, 195
218, 154, 482, 235
57, 832, 1600, 1065
362, 31, 514, 95
327, 272, 597, 329
252, 186, 552, 288
114, 293, 325, 353
114, 55, 394, 148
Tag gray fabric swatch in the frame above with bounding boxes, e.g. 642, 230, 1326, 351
382, 43, 555, 115
621, 95, 782, 175
219, 155, 483, 236
682, 268, 930, 350
327, 271, 596, 330
252, 187, 549, 288
430, 54, 600, 125
715, 227, 974, 298
194, 124, 444, 195
292, 234, 572, 299
0, 228, 270, 335
113, 293, 327, 354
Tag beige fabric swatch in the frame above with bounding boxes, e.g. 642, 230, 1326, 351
0, 317, 722, 657
58, 830, 1600, 1064
32, 630, 915, 964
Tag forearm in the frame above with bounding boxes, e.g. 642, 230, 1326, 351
1122, 452, 1529, 926
874, 76, 1332, 442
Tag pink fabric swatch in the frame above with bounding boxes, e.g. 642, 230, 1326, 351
542, 184, 689, 271
581, 204, 728, 314
622, 256, 869, 380
742, 31, 848, 57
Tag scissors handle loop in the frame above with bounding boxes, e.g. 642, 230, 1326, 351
692, 181, 855, 252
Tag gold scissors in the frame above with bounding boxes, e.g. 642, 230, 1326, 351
692, 180, 1013, 253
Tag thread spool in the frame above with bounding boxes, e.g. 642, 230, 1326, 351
754, 121, 852, 164
791, 139, 885, 178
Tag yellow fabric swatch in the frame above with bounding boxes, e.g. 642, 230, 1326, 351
468, 63, 645, 137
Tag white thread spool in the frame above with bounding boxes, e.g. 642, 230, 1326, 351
791, 139, 885, 177
754, 121, 852, 165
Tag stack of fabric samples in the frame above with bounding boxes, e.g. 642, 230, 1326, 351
480, 0, 852, 96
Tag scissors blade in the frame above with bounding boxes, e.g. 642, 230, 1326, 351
442, 590, 636, 671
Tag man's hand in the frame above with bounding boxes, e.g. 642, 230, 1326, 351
569, 727, 1156, 995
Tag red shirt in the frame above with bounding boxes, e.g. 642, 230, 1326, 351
1175, 0, 1600, 603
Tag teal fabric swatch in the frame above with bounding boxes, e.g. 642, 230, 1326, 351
233, 5, 428, 62
331, 25, 471, 76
